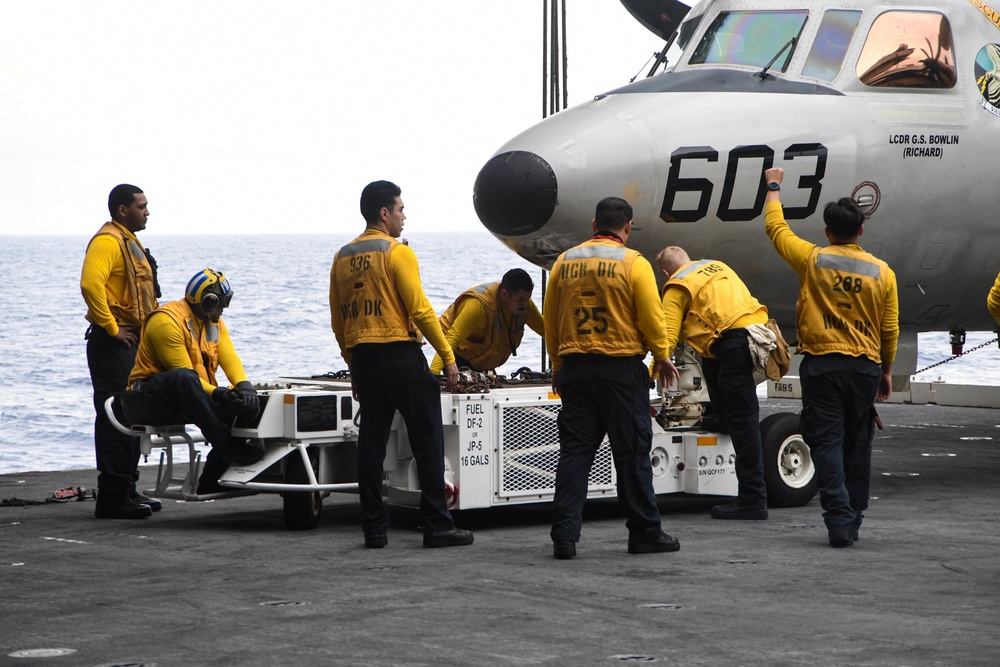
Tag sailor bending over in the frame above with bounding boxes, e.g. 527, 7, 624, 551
431, 268, 545, 374
656, 246, 770, 521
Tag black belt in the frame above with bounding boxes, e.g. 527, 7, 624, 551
352, 340, 420, 353
711, 328, 748, 354
719, 327, 748, 340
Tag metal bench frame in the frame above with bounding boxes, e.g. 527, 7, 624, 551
103, 395, 249, 501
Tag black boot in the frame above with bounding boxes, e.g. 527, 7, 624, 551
220, 436, 265, 466
196, 448, 231, 494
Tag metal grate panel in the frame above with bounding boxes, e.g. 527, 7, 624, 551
498, 404, 613, 499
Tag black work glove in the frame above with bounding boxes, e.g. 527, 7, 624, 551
212, 386, 245, 417
234, 381, 260, 419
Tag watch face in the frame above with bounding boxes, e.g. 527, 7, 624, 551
768, 182, 780, 190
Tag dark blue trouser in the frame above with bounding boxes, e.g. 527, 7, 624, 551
350, 342, 454, 537
87, 326, 140, 503
142, 368, 236, 485
142, 368, 233, 449
701, 329, 767, 508
799, 353, 880, 530
551, 354, 662, 543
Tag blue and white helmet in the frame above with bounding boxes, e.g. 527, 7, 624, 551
185, 268, 233, 311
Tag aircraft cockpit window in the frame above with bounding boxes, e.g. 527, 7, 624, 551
857, 11, 956, 89
688, 11, 807, 71
677, 13, 704, 51
802, 10, 862, 82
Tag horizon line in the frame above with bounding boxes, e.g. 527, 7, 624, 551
2, 229, 498, 237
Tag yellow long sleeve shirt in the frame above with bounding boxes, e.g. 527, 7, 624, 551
141, 311, 248, 396
987, 272, 1000, 326
661, 287, 766, 358
544, 238, 670, 371
765, 200, 898, 363
80, 224, 148, 336
329, 229, 455, 367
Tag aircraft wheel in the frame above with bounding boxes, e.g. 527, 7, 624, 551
282, 450, 322, 531
760, 412, 817, 507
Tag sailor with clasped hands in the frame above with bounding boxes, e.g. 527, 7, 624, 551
127, 268, 263, 495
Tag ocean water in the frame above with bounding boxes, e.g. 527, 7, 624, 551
1, 233, 998, 475
0, 233, 546, 476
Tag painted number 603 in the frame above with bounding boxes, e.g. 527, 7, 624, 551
659, 143, 828, 223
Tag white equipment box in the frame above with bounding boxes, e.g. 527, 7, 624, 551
385, 385, 738, 510
117, 367, 807, 531
186, 380, 741, 528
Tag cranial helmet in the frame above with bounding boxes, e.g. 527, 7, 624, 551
185, 268, 233, 312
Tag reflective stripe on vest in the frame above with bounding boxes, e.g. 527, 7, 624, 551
333, 234, 418, 347
549, 240, 645, 357
129, 299, 221, 387
815, 253, 881, 278
796, 247, 888, 362
338, 238, 392, 258
86, 222, 157, 328
666, 259, 764, 358
564, 245, 628, 261
671, 259, 713, 281
439, 282, 525, 370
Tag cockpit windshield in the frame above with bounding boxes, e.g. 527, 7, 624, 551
689, 10, 808, 71
857, 11, 956, 88
677, 13, 704, 51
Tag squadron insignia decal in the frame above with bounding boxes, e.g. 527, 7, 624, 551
975, 43, 1000, 115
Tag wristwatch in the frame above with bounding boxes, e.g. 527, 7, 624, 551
768, 182, 780, 191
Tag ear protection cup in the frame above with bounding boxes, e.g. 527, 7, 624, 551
201, 290, 221, 313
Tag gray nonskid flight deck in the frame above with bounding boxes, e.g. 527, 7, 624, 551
1, 398, 997, 666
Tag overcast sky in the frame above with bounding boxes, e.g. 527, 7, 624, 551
0, 1, 661, 235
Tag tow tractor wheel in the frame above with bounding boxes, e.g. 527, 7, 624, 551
282, 450, 323, 531
759, 412, 817, 507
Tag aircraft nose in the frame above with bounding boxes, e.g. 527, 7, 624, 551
474, 150, 557, 236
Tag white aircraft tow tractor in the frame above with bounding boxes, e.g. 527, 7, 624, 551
106, 350, 815, 530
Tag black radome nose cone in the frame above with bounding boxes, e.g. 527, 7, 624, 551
474, 150, 557, 237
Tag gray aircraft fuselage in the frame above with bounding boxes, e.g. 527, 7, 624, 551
474, 0, 1000, 373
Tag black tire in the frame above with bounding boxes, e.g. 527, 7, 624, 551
760, 412, 817, 507
282, 450, 322, 531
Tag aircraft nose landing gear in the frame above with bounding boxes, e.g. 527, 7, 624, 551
760, 412, 817, 507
